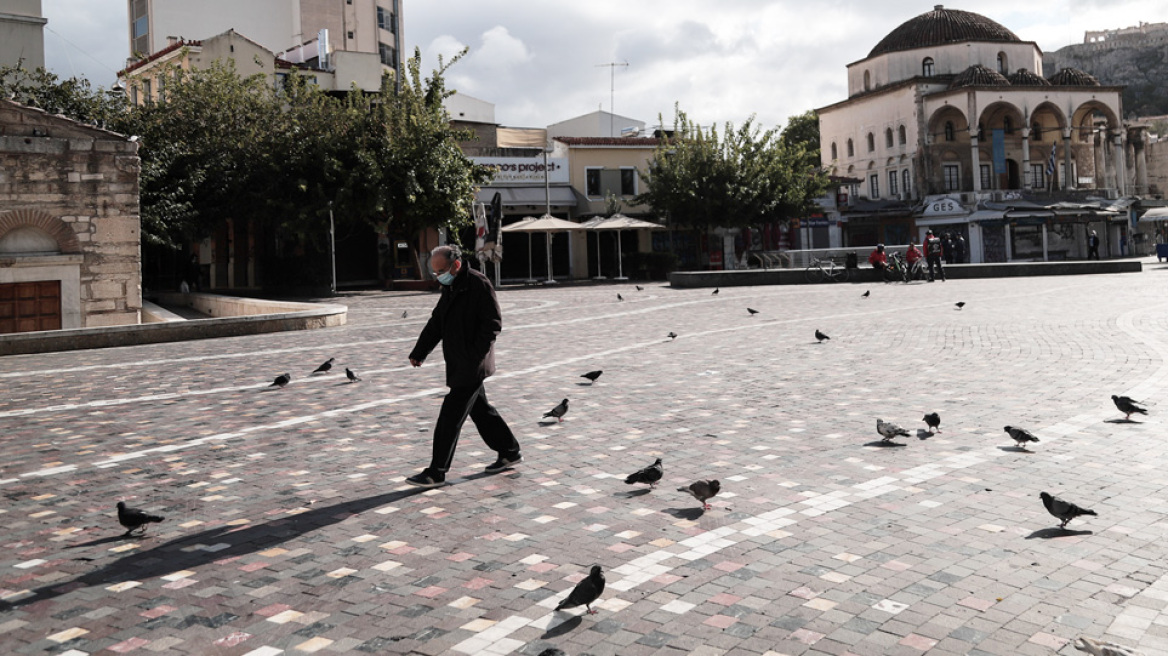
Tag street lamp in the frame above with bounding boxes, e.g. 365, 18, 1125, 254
328, 201, 337, 296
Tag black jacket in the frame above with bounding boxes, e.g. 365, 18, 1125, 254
409, 261, 501, 388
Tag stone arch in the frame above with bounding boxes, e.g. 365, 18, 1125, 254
927, 106, 968, 144
0, 210, 81, 254
1072, 99, 1120, 142
1031, 101, 1067, 142
979, 101, 1025, 135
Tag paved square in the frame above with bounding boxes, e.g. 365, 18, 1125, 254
3, 262, 1168, 655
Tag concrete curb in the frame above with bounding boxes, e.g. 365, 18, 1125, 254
669, 259, 1143, 288
0, 293, 347, 356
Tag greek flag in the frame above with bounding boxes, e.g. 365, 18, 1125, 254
1045, 141, 1057, 176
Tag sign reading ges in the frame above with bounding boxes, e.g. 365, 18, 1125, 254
473, 157, 570, 184
921, 195, 965, 217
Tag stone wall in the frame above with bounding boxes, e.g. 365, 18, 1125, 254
0, 99, 142, 329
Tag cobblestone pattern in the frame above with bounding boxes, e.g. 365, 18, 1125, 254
2, 266, 1168, 656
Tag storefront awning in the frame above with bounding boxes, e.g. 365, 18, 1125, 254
476, 186, 577, 207
1139, 207, 1168, 222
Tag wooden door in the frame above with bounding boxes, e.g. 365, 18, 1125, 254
0, 281, 62, 333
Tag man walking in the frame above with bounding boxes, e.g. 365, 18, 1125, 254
406, 244, 521, 488
924, 229, 945, 282
1087, 230, 1100, 260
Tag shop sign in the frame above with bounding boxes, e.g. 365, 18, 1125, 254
921, 195, 965, 217
472, 156, 569, 184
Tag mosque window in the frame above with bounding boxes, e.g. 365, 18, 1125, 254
944, 121, 955, 142
885, 128, 893, 148
922, 57, 934, 77
997, 52, 1008, 74
898, 125, 907, 145
831, 142, 838, 160
867, 132, 875, 152
1032, 122, 1042, 141
847, 138, 854, 157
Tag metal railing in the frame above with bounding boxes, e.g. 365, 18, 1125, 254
776, 245, 913, 269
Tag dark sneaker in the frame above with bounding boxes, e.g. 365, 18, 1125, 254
484, 454, 522, 474
405, 470, 445, 488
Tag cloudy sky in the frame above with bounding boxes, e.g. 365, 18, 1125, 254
42, 1, 1160, 132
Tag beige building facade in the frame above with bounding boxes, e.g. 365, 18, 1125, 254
0, 0, 46, 71
0, 99, 141, 333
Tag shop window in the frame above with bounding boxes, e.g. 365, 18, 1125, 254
922, 57, 934, 77
620, 168, 636, 195
943, 164, 960, 191
944, 121, 955, 142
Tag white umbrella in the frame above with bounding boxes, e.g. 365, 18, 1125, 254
501, 214, 584, 283
578, 216, 608, 279
585, 213, 666, 280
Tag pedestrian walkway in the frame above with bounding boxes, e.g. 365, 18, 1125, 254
2, 259, 1168, 655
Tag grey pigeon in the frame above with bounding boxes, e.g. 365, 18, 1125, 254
270, 373, 291, 388
555, 565, 605, 614
401, 310, 408, 318
815, 329, 830, 342
747, 307, 759, 315
625, 458, 663, 489
1074, 636, 1145, 656
544, 398, 569, 422
862, 290, 870, 298
955, 302, 965, 309
617, 293, 623, 301
345, 368, 361, 383
678, 479, 721, 510
635, 285, 643, 291
1040, 491, 1097, 528
1112, 395, 1147, 420
580, 370, 603, 383
712, 288, 719, 295
312, 358, 335, 374
876, 418, 910, 442
667, 332, 677, 341
922, 412, 941, 433
1004, 425, 1039, 450
117, 501, 165, 537
537, 649, 570, 656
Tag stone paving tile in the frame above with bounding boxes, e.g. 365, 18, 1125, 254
3, 266, 1168, 654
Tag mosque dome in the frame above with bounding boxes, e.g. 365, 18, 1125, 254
869, 5, 1022, 58
1007, 68, 1050, 86
949, 64, 1011, 89
1048, 67, 1101, 86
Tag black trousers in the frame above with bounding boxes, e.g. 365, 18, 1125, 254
429, 382, 519, 473
1088, 246, 1099, 260
927, 255, 945, 281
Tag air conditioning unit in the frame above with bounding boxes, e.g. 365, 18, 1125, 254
1104, 189, 1119, 200
959, 192, 976, 204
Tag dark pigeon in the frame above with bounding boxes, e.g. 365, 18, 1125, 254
635, 285, 643, 291
678, 479, 720, 510
1112, 395, 1147, 420
345, 368, 361, 383
555, 565, 605, 614
402, 310, 408, 318
580, 370, 603, 383
1040, 491, 1097, 528
537, 650, 569, 656
747, 308, 759, 315
617, 293, 623, 301
667, 332, 677, 341
544, 398, 569, 422
270, 373, 291, 388
815, 330, 830, 342
117, 501, 165, 537
712, 288, 719, 295
625, 458, 663, 489
955, 302, 965, 309
312, 358, 335, 374
922, 412, 941, 433
862, 290, 870, 298
876, 418, 910, 442
1004, 425, 1039, 450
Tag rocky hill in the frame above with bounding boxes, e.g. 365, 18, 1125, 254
1043, 27, 1168, 119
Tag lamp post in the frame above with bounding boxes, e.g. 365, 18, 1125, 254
542, 149, 558, 285
328, 201, 337, 296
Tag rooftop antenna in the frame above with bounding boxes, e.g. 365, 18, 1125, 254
596, 61, 629, 136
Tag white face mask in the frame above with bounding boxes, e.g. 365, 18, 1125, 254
435, 260, 457, 285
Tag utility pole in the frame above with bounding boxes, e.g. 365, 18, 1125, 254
596, 61, 629, 136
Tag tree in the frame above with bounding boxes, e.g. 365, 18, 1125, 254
636, 106, 829, 231
779, 109, 821, 171
0, 65, 126, 129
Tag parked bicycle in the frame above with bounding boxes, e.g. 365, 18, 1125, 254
804, 255, 850, 283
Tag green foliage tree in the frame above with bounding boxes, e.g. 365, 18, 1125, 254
779, 109, 821, 170
0, 65, 126, 129
636, 106, 829, 231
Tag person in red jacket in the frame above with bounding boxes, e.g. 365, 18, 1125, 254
868, 244, 888, 270
924, 229, 946, 282
905, 241, 922, 266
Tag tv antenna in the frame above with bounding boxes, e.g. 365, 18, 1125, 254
596, 61, 629, 136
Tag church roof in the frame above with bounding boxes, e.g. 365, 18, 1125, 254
869, 5, 1022, 58
949, 64, 1010, 89
1048, 67, 1101, 86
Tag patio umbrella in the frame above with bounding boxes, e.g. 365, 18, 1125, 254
585, 213, 666, 280
578, 216, 608, 279
501, 214, 583, 284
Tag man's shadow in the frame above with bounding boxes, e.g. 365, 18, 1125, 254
2, 485, 436, 611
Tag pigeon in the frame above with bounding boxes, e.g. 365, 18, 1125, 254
1074, 636, 1145, 656
922, 412, 941, 433
624, 458, 663, 488
876, 418, 910, 442
537, 650, 570, 656
345, 368, 361, 383
815, 329, 830, 342
580, 370, 603, 383
678, 479, 720, 510
1112, 395, 1147, 420
955, 302, 965, 309
862, 290, 870, 298
270, 373, 291, 388
617, 293, 623, 301
312, 358, 335, 374
667, 332, 677, 341
117, 501, 165, 537
402, 310, 408, 318
543, 398, 569, 422
747, 307, 759, 315
1040, 491, 1097, 528
555, 565, 605, 614
635, 285, 643, 291
712, 288, 719, 295
1004, 425, 1039, 450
